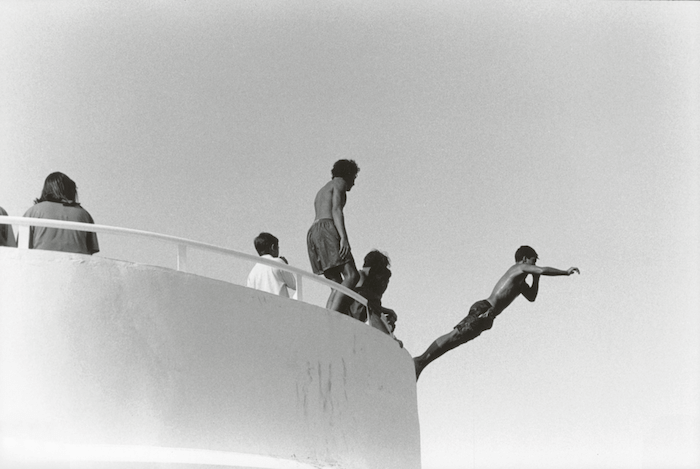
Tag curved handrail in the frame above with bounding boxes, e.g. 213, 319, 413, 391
0, 215, 367, 307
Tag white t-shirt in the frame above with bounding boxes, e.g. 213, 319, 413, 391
246, 254, 297, 298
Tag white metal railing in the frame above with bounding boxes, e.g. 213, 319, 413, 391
0, 216, 367, 308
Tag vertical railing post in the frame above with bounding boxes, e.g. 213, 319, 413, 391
295, 273, 303, 302
17, 225, 29, 249
177, 244, 187, 272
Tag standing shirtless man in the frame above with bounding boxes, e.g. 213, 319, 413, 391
413, 246, 579, 380
307, 159, 360, 312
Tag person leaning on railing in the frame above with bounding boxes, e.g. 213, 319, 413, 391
0, 206, 17, 247
22, 172, 99, 255
345, 262, 403, 347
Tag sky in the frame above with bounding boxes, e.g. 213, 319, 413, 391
1, 1, 699, 468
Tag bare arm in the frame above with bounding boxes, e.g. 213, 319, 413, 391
523, 265, 580, 276
521, 274, 540, 302
331, 185, 351, 258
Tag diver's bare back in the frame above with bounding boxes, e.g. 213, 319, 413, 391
486, 264, 530, 315
313, 179, 345, 220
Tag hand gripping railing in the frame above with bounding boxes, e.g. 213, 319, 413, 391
0, 216, 367, 308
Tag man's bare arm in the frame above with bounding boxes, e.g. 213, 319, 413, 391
521, 274, 540, 302
331, 185, 351, 258
523, 265, 580, 276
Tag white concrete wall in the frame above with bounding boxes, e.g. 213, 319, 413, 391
0, 248, 421, 469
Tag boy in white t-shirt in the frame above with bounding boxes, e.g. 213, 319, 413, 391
247, 232, 296, 298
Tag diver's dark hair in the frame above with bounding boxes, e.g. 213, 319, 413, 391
331, 159, 359, 183
515, 245, 538, 262
34, 172, 78, 205
254, 232, 278, 256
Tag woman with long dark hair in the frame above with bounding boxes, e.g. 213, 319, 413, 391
23, 172, 99, 255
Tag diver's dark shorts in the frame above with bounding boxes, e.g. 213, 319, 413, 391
307, 218, 351, 275
454, 299, 495, 341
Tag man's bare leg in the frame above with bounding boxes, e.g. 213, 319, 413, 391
326, 260, 359, 312
324, 268, 343, 310
413, 329, 464, 380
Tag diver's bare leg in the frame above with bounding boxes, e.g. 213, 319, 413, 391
414, 317, 494, 380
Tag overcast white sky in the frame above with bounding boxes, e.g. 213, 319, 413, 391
1, 1, 699, 468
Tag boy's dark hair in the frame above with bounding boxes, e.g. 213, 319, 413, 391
35, 172, 78, 205
331, 159, 359, 183
515, 245, 538, 262
254, 232, 278, 256
363, 250, 390, 269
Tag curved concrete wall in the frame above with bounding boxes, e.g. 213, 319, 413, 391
0, 248, 421, 469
